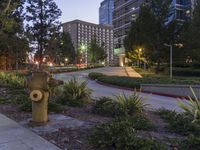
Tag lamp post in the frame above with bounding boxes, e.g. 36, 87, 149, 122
65, 58, 68, 66
164, 43, 173, 79
81, 45, 87, 67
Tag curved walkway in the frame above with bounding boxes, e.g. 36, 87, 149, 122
54, 67, 186, 112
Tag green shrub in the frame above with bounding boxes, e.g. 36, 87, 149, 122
93, 93, 148, 117
157, 109, 200, 136
14, 95, 32, 112
92, 97, 115, 116
0, 72, 25, 88
178, 87, 200, 123
97, 75, 199, 89
180, 135, 200, 150
115, 93, 148, 115
48, 101, 65, 113
172, 67, 200, 77
58, 77, 93, 107
89, 119, 166, 150
128, 115, 155, 131
88, 72, 105, 80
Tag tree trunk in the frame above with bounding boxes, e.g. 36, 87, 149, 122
156, 60, 161, 73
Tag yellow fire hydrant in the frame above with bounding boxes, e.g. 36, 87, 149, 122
26, 71, 63, 123
26, 71, 50, 123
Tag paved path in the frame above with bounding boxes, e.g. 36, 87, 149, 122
54, 67, 187, 112
0, 114, 60, 150
125, 67, 142, 78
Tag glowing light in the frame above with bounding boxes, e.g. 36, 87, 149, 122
43, 57, 46, 62
35, 61, 39, 65
65, 58, 68, 62
81, 45, 86, 50
49, 62, 53, 67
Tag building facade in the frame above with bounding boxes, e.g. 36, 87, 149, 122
113, 0, 144, 66
99, 0, 114, 25
172, 0, 192, 21
63, 20, 114, 65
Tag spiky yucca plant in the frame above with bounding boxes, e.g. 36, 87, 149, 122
114, 92, 148, 115
178, 87, 200, 123
61, 77, 93, 106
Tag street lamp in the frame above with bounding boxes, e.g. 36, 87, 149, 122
80, 44, 87, 66
164, 43, 173, 79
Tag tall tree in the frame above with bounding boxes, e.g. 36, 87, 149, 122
124, 0, 177, 71
180, 1, 200, 64
0, 0, 29, 70
60, 32, 75, 64
26, 0, 62, 65
88, 39, 107, 64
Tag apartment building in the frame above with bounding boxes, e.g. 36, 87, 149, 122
63, 20, 114, 65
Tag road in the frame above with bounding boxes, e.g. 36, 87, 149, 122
54, 67, 186, 112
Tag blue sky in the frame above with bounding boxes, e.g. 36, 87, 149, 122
54, 0, 102, 24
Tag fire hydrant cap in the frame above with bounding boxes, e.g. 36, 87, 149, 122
30, 90, 43, 102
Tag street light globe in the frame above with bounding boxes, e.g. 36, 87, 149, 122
49, 62, 53, 67
81, 45, 86, 50
65, 58, 68, 62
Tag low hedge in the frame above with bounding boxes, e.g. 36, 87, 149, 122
92, 73, 199, 89
88, 72, 105, 80
49, 65, 104, 74
172, 67, 200, 77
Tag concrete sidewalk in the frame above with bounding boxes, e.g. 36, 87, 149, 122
0, 114, 60, 150
125, 67, 142, 78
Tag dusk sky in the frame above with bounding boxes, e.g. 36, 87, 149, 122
54, 0, 102, 24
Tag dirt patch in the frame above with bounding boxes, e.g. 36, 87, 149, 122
0, 104, 31, 122
64, 105, 112, 124
41, 127, 96, 150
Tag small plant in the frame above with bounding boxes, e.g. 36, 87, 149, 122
92, 97, 115, 116
180, 135, 200, 150
93, 92, 148, 117
14, 94, 32, 112
157, 109, 200, 136
178, 87, 200, 123
48, 101, 65, 113
59, 77, 92, 107
88, 72, 105, 80
115, 92, 148, 115
88, 118, 166, 150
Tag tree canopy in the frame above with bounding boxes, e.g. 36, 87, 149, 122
124, 0, 178, 70
25, 0, 62, 64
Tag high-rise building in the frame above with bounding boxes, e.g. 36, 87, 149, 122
63, 20, 114, 65
113, 0, 144, 66
172, 0, 192, 21
191, 0, 197, 12
99, 0, 114, 25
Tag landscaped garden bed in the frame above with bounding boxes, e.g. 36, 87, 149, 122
0, 74, 199, 150
88, 72, 200, 90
